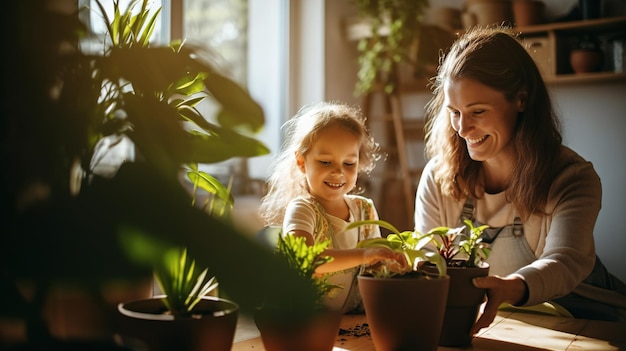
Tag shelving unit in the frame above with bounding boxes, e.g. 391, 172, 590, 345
346, 15, 625, 231
361, 82, 418, 230
516, 16, 626, 84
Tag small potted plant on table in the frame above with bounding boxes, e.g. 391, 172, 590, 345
117, 246, 239, 351
253, 232, 343, 351
346, 220, 450, 351
426, 219, 491, 347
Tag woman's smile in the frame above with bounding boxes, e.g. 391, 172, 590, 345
466, 135, 488, 145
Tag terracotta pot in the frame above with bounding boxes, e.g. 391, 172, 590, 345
463, 0, 513, 27
358, 273, 450, 351
438, 263, 490, 347
570, 49, 604, 73
254, 308, 342, 351
116, 296, 239, 351
512, 0, 545, 27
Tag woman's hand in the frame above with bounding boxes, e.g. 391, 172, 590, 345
471, 275, 528, 335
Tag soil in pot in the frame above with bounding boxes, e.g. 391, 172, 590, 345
358, 272, 450, 351
116, 296, 238, 351
253, 308, 342, 351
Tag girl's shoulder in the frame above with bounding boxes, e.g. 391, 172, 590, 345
345, 194, 377, 221
345, 194, 375, 207
287, 196, 317, 213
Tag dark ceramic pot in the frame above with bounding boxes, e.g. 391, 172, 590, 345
438, 262, 490, 347
254, 308, 342, 351
116, 296, 239, 351
358, 272, 450, 351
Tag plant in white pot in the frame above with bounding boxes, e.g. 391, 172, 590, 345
346, 220, 450, 351
254, 232, 343, 351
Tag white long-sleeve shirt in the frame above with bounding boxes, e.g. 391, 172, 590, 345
415, 146, 604, 306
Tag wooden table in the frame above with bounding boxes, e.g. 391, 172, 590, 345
231, 310, 626, 350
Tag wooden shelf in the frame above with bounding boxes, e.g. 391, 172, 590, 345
545, 71, 626, 84
347, 15, 626, 87
514, 16, 626, 35
516, 16, 626, 84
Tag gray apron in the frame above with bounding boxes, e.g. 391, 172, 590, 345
460, 197, 531, 277
460, 197, 626, 322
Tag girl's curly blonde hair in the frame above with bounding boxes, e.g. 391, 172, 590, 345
259, 101, 381, 226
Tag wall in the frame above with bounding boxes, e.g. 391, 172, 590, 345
553, 82, 626, 282
322, 0, 626, 282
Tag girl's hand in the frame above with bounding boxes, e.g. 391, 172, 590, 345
363, 247, 410, 273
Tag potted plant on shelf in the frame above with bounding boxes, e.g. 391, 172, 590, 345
352, 0, 429, 96
425, 219, 491, 347
253, 232, 343, 351
570, 34, 604, 74
346, 219, 450, 351
1, 0, 317, 348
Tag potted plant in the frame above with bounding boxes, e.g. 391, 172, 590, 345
2, 0, 318, 348
425, 219, 491, 347
253, 232, 343, 351
117, 245, 239, 351
352, 0, 429, 96
570, 34, 604, 73
116, 164, 240, 351
346, 220, 450, 351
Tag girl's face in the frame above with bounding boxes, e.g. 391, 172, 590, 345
444, 78, 525, 165
296, 124, 360, 205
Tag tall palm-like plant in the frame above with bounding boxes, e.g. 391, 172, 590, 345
1, 0, 316, 345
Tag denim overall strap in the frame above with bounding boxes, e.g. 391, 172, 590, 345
459, 197, 534, 277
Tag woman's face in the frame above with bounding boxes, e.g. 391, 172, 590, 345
444, 78, 524, 164
296, 124, 360, 205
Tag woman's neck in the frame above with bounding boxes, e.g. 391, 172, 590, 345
482, 159, 513, 194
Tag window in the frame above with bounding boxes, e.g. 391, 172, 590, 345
80, 0, 288, 190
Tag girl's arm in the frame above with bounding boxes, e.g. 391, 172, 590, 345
290, 229, 406, 274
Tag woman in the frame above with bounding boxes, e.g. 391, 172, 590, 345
415, 27, 626, 334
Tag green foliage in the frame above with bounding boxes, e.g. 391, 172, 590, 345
426, 219, 491, 268
3, 0, 316, 341
347, 219, 447, 278
460, 219, 491, 267
94, 0, 250, 316
354, 0, 429, 96
154, 247, 219, 315
90, 0, 268, 175
275, 234, 338, 308
187, 163, 234, 218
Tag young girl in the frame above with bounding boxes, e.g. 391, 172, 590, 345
259, 101, 407, 313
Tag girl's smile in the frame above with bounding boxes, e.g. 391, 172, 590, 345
296, 124, 360, 211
